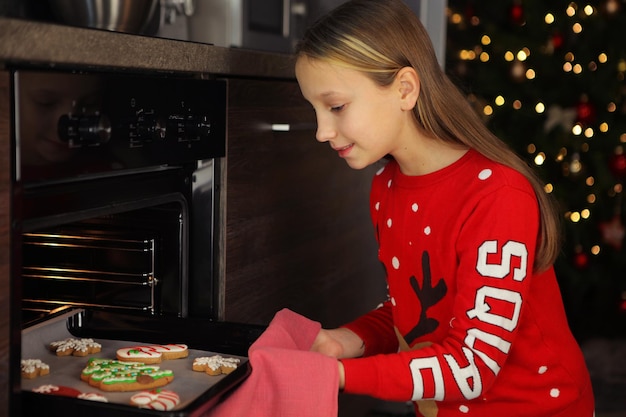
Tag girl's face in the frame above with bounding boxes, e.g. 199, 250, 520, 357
295, 56, 418, 170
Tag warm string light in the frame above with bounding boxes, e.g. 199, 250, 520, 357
453, 5, 613, 117
449, 1, 626, 255
449, 8, 626, 147
482, 7, 616, 141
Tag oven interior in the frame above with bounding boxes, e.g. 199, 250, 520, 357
17, 163, 197, 326
21, 199, 186, 324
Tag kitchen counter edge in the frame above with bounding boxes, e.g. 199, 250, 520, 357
0, 17, 297, 79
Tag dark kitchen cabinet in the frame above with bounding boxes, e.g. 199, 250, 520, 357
221, 77, 387, 328
0, 70, 12, 417
221, 77, 389, 417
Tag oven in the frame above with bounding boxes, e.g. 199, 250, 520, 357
10, 67, 263, 416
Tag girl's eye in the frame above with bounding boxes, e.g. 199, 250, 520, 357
330, 104, 345, 113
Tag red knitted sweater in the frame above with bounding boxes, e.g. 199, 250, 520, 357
341, 150, 594, 417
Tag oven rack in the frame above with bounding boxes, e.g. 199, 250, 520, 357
22, 229, 158, 315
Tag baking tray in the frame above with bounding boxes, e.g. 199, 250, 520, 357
21, 309, 265, 417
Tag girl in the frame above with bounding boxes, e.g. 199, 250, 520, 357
294, 0, 595, 416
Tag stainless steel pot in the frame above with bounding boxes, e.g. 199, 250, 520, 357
48, 0, 160, 34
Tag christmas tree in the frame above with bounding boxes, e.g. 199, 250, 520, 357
445, 0, 626, 340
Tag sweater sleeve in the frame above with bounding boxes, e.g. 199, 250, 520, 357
340, 185, 541, 402
341, 301, 399, 356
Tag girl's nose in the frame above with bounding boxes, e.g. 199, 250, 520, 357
315, 116, 336, 143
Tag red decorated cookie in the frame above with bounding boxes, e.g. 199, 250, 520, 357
130, 389, 180, 410
117, 344, 188, 364
33, 385, 109, 402
32, 385, 81, 397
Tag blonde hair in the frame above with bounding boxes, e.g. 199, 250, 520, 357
296, 0, 561, 272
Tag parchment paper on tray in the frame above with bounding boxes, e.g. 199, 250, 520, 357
21, 310, 248, 411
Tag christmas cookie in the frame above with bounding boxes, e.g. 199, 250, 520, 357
81, 358, 174, 392
192, 355, 240, 376
32, 385, 108, 402
130, 389, 180, 410
116, 344, 188, 364
49, 338, 102, 357
21, 359, 50, 379
77, 392, 109, 402
33, 385, 81, 397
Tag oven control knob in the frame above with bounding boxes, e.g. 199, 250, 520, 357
58, 113, 112, 146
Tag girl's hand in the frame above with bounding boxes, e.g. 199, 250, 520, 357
311, 328, 365, 359
311, 328, 363, 391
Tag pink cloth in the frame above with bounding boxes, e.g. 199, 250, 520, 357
207, 309, 339, 417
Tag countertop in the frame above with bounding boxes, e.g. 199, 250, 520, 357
0, 17, 296, 79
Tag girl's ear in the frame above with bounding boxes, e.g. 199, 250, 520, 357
396, 67, 420, 111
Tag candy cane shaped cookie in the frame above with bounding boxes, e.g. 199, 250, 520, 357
130, 389, 180, 410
